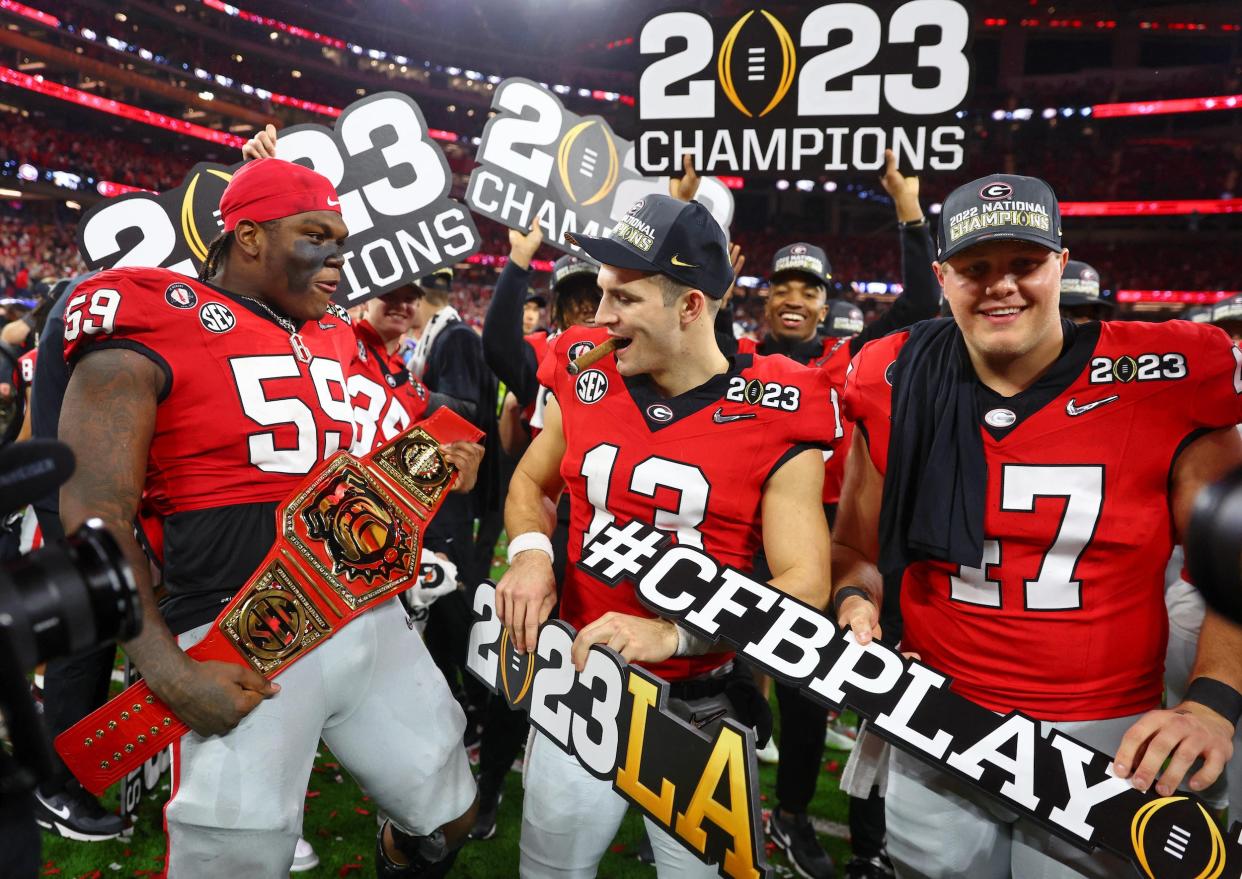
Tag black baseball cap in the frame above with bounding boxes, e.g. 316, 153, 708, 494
1059, 260, 1111, 308
550, 254, 599, 291
938, 174, 1062, 262
822, 299, 864, 337
417, 267, 453, 293
525, 290, 547, 307
771, 243, 831, 286
566, 195, 734, 299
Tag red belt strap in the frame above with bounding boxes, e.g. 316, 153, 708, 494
56, 409, 483, 795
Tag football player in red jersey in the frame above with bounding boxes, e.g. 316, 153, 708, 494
831, 172, 1242, 878
496, 194, 841, 878
57, 158, 483, 879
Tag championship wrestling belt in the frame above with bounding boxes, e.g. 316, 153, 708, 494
56, 408, 483, 795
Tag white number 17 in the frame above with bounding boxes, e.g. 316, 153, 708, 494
951, 465, 1104, 611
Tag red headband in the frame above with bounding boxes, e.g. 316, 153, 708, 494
219, 157, 341, 233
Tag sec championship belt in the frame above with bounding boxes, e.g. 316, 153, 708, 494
57, 409, 482, 795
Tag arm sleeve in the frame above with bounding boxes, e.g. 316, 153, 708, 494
850, 222, 941, 355
482, 261, 540, 404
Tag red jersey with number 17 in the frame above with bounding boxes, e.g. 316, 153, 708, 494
539, 326, 843, 681
845, 319, 1242, 720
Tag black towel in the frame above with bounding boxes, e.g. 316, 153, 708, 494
878, 317, 987, 576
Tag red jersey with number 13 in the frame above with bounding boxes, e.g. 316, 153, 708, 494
540, 326, 843, 681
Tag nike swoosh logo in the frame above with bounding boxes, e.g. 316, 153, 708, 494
1066, 395, 1119, 417
670, 254, 698, 268
327, 197, 340, 206
712, 407, 755, 424
36, 792, 71, 820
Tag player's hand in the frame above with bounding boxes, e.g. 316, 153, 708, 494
508, 219, 543, 271
1112, 701, 1236, 796
441, 441, 484, 493
495, 550, 556, 653
571, 612, 680, 672
835, 593, 882, 646
241, 123, 278, 161
157, 659, 279, 737
669, 154, 701, 202
879, 149, 923, 224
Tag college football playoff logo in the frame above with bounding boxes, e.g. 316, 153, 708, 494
718, 9, 796, 118
556, 118, 620, 208
302, 470, 414, 585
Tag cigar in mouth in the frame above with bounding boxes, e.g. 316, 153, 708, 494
567, 337, 625, 375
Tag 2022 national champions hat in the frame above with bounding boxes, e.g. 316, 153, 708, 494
771, 243, 831, 287
1059, 259, 1111, 308
550, 254, 599, 291
938, 174, 1063, 262
566, 195, 734, 299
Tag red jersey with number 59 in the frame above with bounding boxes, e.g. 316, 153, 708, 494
63, 267, 358, 513
539, 326, 843, 681
845, 319, 1242, 720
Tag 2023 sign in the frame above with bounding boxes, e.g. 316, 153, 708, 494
635, 1, 974, 176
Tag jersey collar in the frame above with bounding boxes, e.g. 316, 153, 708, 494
623, 353, 754, 432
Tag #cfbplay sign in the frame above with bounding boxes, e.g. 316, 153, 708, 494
466, 78, 734, 255
75, 92, 479, 308
635, 1, 975, 176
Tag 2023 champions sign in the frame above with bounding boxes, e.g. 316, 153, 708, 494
635, 2, 975, 176
470, 522, 1239, 879
466, 77, 735, 254
74, 92, 480, 308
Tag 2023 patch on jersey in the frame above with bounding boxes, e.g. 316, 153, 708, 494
845, 319, 1242, 720
539, 325, 844, 681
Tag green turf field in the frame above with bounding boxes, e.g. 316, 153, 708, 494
38, 539, 857, 878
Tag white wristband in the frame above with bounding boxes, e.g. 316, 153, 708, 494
673, 624, 714, 657
507, 532, 554, 565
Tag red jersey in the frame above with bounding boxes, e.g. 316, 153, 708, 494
523, 330, 554, 436
844, 319, 1242, 720
349, 318, 430, 453
63, 267, 359, 633
16, 347, 36, 389
739, 335, 853, 504
63, 268, 358, 514
539, 326, 843, 681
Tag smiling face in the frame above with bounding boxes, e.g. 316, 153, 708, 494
765, 273, 828, 343
936, 239, 1069, 367
257, 210, 348, 322
364, 285, 420, 346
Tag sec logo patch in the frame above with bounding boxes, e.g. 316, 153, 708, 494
575, 369, 608, 404
199, 301, 236, 334
164, 283, 197, 309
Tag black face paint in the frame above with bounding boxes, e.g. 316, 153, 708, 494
285, 237, 343, 297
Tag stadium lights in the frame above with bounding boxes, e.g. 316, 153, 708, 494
65, 200, 80, 210
823, 181, 837, 192
796, 180, 815, 192
929, 203, 942, 214
1042, 108, 1056, 119
775, 180, 790, 191
0, 188, 22, 198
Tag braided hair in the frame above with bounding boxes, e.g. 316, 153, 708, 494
198, 232, 234, 282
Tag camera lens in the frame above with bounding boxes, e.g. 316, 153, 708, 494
1186, 465, 1242, 625
0, 520, 139, 670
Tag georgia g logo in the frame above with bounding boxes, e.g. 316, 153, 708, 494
980, 182, 1013, 200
